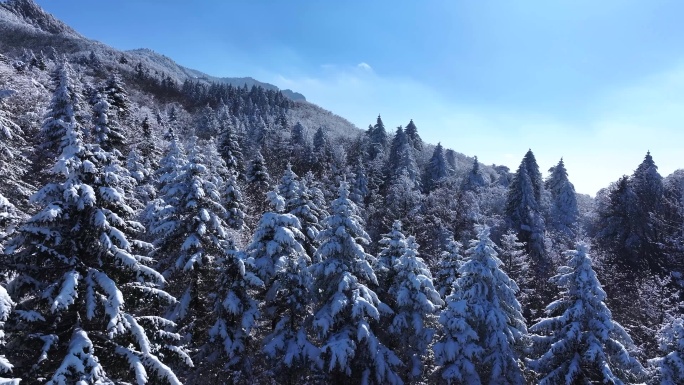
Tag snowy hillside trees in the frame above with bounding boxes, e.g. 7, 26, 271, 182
387, 235, 443, 380
38, 60, 82, 161
248, 191, 320, 382
0, 93, 31, 206
650, 317, 684, 385
529, 242, 645, 385
3, 102, 184, 384
434, 226, 527, 385
505, 150, 547, 270
0, 285, 17, 384
546, 158, 579, 242
311, 182, 402, 384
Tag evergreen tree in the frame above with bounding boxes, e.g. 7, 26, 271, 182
275, 165, 327, 256
433, 226, 527, 385
138, 116, 161, 170
0, 94, 32, 207
196, 104, 220, 140
247, 150, 270, 188
91, 92, 125, 153
523, 149, 544, 202
126, 147, 155, 207
505, 152, 547, 267
434, 239, 465, 298
367, 115, 388, 160
630, 151, 666, 272
189, 238, 261, 383
219, 121, 245, 177
387, 235, 443, 380
311, 182, 402, 384
4, 112, 185, 384
104, 72, 130, 120
150, 142, 229, 324
445, 149, 457, 175
650, 317, 684, 385
0, 195, 19, 253
404, 119, 423, 152
350, 159, 370, 206
529, 242, 645, 385
0, 284, 17, 384
498, 230, 533, 316
546, 158, 579, 241
461, 156, 487, 192
594, 176, 638, 267
248, 191, 320, 382
38, 59, 82, 161
289, 121, 310, 174
375, 221, 409, 293
424, 142, 448, 193
387, 126, 407, 174
223, 174, 246, 231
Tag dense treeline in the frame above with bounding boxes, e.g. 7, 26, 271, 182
1, 28, 684, 385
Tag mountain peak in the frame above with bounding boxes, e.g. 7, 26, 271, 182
1, 0, 78, 36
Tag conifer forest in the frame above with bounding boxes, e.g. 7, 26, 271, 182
1, 1, 684, 384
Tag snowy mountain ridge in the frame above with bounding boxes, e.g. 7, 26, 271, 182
0, 0, 304, 101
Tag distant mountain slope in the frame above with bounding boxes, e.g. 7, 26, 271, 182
0, 0, 305, 101
0, 0, 497, 181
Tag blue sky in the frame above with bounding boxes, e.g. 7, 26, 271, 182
36, 0, 684, 195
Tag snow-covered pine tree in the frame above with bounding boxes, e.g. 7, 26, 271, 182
200, 138, 230, 187
424, 142, 448, 193
311, 182, 402, 385
386, 126, 420, 189
497, 230, 532, 315
138, 116, 161, 171
545, 158, 579, 242
0, 284, 18, 384
309, 127, 335, 178
434, 239, 465, 298
199, 239, 261, 383
142, 127, 187, 236
433, 226, 527, 385
38, 59, 82, 164
461, 156, 487, 192
529, 242, 645, 385
375, 221, 409, 294
247, 190, 320, 382
385, 170, 423, 227
367, 115, 388, 160
432, 284, 483, 385
218, 120, 245, 178
104, 72, 130, 120
630, 151, 666, 272
404, 119, 423, 152
505, 153, 547, 269
91, 92, 126, 154
650, 317, 684, 385
4, 106, 186, 384
351, 158, 370, 206
635, 274, 683, 358
246, 150, 271, 215
223, 174, 246, 231
195, 104, 220, 140
126, 147, 156, 207
275, 165, 327, 256
387, 235, 443, 381
0, 194, 19, 254
150, 141, 230, 326
0, 93, 32, 206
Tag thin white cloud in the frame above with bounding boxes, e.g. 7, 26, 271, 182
357, 62, 373, 72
